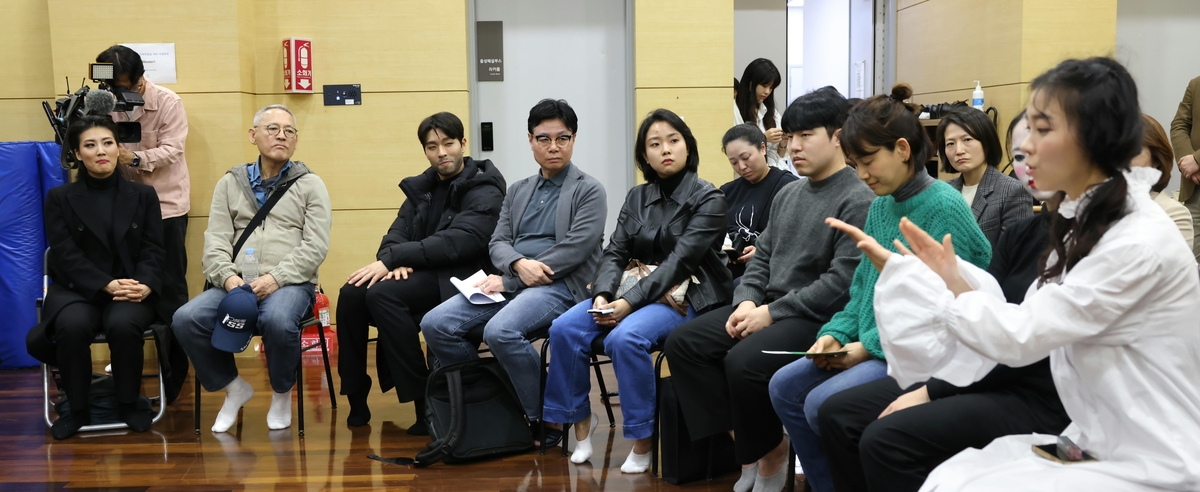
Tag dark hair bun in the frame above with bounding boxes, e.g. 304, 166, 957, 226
890, 84, 913, 102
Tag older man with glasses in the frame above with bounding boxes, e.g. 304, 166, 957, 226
421, 99, 607, 447
172, 104, 332, 435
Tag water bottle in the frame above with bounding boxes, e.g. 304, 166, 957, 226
242, 248, 259, 283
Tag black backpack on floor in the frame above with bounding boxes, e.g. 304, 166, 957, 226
412, 357, 533, 466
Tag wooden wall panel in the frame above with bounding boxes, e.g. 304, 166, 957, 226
177, 93, 261, 218
254, 91, 470, 211
46, 0, 247, 95
251, 0, 469, 95
635, 87, 737, 187
0, 101, 57, 142
2, 0, 54, 100
1020, 0, 1118, 82
896, 0, 1023, 96
635, 0, 733, 89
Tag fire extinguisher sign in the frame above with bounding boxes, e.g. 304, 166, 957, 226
284, 38, 313, 93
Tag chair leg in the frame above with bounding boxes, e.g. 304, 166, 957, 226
42, 364, 54, 429
194, 373, 201, 435
561, 421, 572, 457
591, 356, 617, 428
297, 362, 305, 437
651, 352, 665, 477
787, 444, 797, 492
539, 336, 550, 456
316, 323, 336, 409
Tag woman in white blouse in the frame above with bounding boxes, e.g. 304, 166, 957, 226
828, 57, 1200, 491
735, 58, 797, 175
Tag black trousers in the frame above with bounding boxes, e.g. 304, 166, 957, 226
160, 215, 189, 316
664, 305, 822, 464
336, 270, 443, 403
50, 300, 155, 418
817, 377, 1072, 492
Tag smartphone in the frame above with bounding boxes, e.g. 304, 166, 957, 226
1032, 443, 1097, 464
587, 308, 615, 315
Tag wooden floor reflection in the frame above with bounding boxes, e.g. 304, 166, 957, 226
0, 342, 777, 491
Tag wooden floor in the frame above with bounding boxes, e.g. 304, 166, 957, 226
0, 339, 794, 491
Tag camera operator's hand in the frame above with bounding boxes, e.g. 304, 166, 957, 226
117, 146, 137, 166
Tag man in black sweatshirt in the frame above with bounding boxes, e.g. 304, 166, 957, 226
664, 87, 875, 491
336, 112, 506, 430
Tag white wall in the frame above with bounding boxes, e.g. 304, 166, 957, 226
473, 0, 631, 235
735, 0, 788, 111
848, 0, 874, 98
802, 0, 850, 95
1116, 0, 1200, 198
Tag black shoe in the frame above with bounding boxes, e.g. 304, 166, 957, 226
118, 403, 153, 432
51, 414, 87, 440
533, 420, 563, 448
347, 391, 371, 427
406, 419, 429, 436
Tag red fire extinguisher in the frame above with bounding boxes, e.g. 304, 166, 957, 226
313, 285, 331, 329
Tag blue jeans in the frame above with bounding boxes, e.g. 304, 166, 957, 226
769, 357, 888, 492
542, 300, 696, 440
172, 283, 314, 394
420, 281, 574, 420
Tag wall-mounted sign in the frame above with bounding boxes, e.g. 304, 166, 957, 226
476, 21, 504, 82
284, 38, 313, 93
121, 43, 177, 84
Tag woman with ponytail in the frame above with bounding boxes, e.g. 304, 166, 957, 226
767, 84, 993, 492
831, 58, 1200, 490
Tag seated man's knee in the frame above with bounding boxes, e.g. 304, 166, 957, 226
859, 419, 905, 466
54, 314, 96, 344
482, 320, 521, 347
340, 281, 368, 306
258, 309, 301, 339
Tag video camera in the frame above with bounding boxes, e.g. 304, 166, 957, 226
42, 63, 144, 169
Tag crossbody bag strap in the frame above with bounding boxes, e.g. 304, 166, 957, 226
203, 178, 297, 290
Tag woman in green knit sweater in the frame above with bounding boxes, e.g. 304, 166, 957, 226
767, 85, 992, 492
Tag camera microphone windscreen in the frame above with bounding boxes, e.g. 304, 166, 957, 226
84, 89, 116, 115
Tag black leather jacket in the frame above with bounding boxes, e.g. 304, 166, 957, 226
593, 170, 732, 313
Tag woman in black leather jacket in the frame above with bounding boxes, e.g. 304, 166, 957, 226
542, 109, 732, 472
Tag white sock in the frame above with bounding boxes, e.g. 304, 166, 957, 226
795, 456, 804, 475
267, 390, 293, 430
735, 463, 759, 492
569, 415, 600, 464
620, 447, 651, 474
212, 377, 253, 433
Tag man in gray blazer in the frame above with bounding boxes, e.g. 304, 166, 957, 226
422, 99, 607, 445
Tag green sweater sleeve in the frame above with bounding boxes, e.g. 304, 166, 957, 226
817, 257, 871, 345
856, 185, 994, 360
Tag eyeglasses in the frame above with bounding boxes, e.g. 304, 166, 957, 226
534, 134, 574, 149
258, 124, 299, 139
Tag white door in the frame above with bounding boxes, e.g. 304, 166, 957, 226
471, 0, 632, 236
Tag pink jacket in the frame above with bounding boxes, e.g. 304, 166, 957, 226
112, 79, 190, 219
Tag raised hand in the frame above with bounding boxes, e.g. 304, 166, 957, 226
896, 217, 971, 296
826, 218, 893, 272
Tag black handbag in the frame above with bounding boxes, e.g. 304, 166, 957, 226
658, 376, 739, 484
370, 357, 534, 467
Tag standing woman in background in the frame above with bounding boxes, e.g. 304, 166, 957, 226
939, 108, 1035, 247
736, 58, 796, 175
26, 115, 166, 440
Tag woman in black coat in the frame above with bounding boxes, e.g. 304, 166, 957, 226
27, 116, 166, 439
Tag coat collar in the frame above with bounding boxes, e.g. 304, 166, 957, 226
66, 174, 140, 252
647, 170, 698, 205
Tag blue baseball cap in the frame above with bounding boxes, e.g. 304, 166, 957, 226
211, 285, 259, 353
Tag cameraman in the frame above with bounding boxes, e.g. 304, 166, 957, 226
96, 45, 191, 316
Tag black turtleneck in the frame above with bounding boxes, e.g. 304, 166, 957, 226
81, 171, 119, 235
658, 169, 688, 199
891, 167, 936, 203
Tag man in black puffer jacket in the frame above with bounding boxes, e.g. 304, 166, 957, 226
337, 112, 506, 430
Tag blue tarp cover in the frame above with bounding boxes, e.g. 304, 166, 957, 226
0, 141, 67, 368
